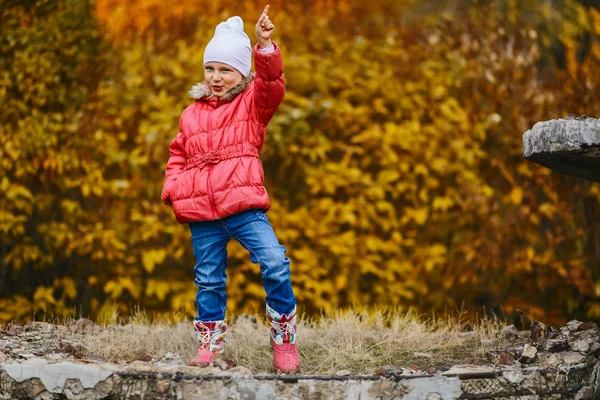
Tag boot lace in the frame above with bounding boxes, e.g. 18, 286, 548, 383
198, 330, 212, 349
271, 319, 295, 342
273, 320, 294, 334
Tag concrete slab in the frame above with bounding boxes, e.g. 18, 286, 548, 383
523, 116, 600, 182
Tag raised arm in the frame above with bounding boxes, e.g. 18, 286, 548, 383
253, 5, 285, 124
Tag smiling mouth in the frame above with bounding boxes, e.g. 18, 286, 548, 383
212, 86, 223, 92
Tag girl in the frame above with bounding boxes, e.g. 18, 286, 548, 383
161, 6, 300, 373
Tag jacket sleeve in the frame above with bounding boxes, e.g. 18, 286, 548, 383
252, 42, 285, 125
161, 131, 186, 206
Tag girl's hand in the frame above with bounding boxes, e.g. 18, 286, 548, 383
255, 5, 274, 48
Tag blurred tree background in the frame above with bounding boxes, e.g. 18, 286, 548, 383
1, 0, 599, 326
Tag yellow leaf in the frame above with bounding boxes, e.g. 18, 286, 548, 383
539, 203, 556, 218
335, 274, 347, 290
142, 249, 167, 274
510, 187, 523, 205
81, 183, 91, 197
413, 208, 428, 225
33, 286, 56, 306
432, 196, 454, 211
104, 280, 123, 299
120, 277, 141, 299
55, 277, 77, 300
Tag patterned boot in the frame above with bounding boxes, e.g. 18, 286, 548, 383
188, 319, 226, 366
267, 304, 300, 373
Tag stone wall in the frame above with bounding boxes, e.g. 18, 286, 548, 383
1, 320, 600, 399
523, 116, 600, 183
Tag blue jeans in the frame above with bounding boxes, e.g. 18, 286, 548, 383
188, 209, 296, 321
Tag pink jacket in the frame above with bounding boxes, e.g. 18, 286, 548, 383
161, 43, 285, 223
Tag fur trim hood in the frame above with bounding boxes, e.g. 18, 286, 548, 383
188, 73, 255, 103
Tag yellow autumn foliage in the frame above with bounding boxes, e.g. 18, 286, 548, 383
1, 0, 600, 327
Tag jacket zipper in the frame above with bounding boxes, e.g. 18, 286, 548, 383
206, 109, 218, 219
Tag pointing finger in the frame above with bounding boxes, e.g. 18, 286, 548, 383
258, 6, 269, 25
262, 5, 270, 17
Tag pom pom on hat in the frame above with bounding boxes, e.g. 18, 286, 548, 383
203, 16, 252, 77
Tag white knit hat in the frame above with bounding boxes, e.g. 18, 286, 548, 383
203, 16, 252, 77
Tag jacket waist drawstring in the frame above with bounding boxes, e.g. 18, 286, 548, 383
185, 144, 259, 170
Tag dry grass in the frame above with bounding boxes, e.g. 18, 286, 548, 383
81, 307, 511, 374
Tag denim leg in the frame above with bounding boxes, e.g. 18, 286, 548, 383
188, 220, 230, 321
225, 209, 296, 316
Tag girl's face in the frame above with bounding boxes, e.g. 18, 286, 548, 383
204, 62, 244, 98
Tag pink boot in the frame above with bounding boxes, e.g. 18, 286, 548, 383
188, 320, 226, 367
267, 304, 300, 373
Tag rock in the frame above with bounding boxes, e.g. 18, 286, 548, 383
2, 358, 114, 394
539, 353, 560, 368
23, 321, 54, 334
179, 365, 221, 375
522, 117, 600, 183
567, 320, 584, 332
22, 377, 46, 397
213, 358, 236, 370
127, 354, 152, 363
539, 337, 570, 353
485, 350, 497, 362
68, 318, 101, 334
497, 351, 515, 366
574, 386, 594, 400
501, 325, 519, 338
224, 366, 253, 375
577, 322, 598, 331
163, 352, 180, 360
504, 370, 524, 384
506, 346, 523, 357
6, 322, 23, 336
59, 340, 89, 358
126, 360, 154, 372
63, 378, 85, 398
572, 340, 591, 353
155, 352, 184, 369
53, 325, 69, 334
335, 369, 351, 376
154, 379, 171, 394
376, 365, 403, 376
547, 326, 561, 339
0, 351, 8, 363
562, 351, 586, 365
530, 321, 546, 344
45, 353, 68, 362
443, 365, 497, 375
82, 355, 109, 363
156, 352, 184, 368
520, 344, 537, 363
